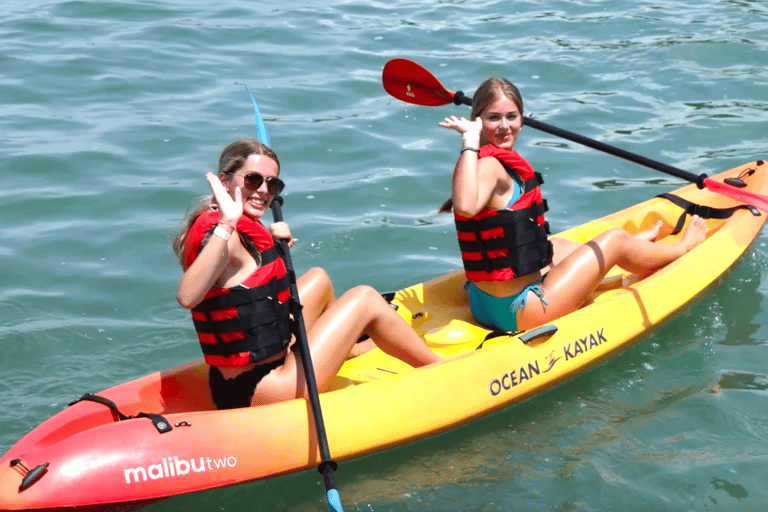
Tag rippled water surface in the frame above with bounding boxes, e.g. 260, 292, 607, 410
3, 1, 768, 511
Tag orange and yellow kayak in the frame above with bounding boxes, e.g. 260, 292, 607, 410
1, 160, 766, 511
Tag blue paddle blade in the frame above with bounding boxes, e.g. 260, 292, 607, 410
245, 85, 271, 147
326, 489, 344, 512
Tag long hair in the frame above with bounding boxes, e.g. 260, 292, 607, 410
172, 139, 280, 266
438, 77, 523, 214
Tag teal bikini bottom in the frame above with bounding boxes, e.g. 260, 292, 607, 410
467, 278, 548, 332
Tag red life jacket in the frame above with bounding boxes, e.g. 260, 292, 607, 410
184, 210, 292, 367
454, 145, 553, 282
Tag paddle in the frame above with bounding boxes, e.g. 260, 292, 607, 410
245, 85, 271, 147
382, 58, 768, 212
246, 87, 343, 512
271, 197, 343, 512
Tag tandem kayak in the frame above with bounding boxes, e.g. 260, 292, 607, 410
1, 160, 767, 512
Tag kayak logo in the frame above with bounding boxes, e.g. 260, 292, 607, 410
486, 328, 608, 397
123, 455, 237, 484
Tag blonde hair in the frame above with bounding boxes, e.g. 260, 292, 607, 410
172, 139, 280, 265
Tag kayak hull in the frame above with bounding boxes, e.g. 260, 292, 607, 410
2, 160, 767, 511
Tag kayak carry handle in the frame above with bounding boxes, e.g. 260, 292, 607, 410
476, 324, 558, 349
519, 325, 558, 345
10, 459, 50, 491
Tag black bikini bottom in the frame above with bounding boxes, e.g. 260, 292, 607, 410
208, 357, 285, 410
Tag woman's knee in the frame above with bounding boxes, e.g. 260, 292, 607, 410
604, 227, 631, 242
342, 284, 380, 303
301, 267, 334, 297
305, 267, 331, 286
592, 228, 634, 252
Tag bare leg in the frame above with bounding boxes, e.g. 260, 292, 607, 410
296, 267, 335, 330
549, 219, 663, 267
296, 267, 376, 359
550, 237, 583, 267
518, 216, 706, 330
252, 285, 441, 404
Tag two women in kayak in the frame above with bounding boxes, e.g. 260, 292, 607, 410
174, 78, 708, 409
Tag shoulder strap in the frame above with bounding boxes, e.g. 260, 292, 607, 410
479, 145, 535, 180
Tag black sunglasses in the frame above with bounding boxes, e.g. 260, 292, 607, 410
239, 172, 285, 195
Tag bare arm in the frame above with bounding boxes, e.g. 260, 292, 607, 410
177, 173, 243, 309
439, 116, 499, 217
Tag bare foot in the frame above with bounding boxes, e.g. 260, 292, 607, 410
636, 220, 663, 242
680, 215, 707, 252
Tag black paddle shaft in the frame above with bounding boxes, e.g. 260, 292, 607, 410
451, 90, 708, 187
270, 196, 340, 494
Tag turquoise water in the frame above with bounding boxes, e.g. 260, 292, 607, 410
2, 1, 768, 510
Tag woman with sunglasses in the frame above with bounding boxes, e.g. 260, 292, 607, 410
174, 139, 441, 409
438, 78, 707, 333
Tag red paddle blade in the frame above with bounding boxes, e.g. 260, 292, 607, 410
704, 177, 768, 212
382, 58, 455, 106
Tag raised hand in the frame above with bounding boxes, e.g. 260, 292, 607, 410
206, 172, 242, 225
438, 115, 482, 139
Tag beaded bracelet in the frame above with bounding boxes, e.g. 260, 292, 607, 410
461, 146, 480, 154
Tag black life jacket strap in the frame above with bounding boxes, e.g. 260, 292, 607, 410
456, 203, 553, 276
525, 172, 545, 192
195, 274, 292, 312
195, 289, 291, 360
657, 193, 760, 234
498, 160, 544, 193
192, 288, 290, 334
69, 393, 172, 433
259, 245, 281, 266
198, 312, 290, 356
456, 205, 550, 251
